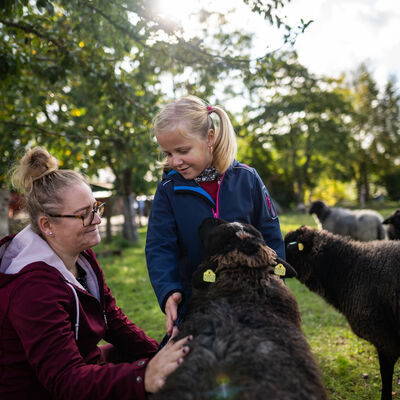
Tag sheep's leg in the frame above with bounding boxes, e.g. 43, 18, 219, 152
378, 350, 395, 400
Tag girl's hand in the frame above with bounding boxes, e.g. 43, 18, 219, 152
144, 334, 192, 393
165, 292, 182, 335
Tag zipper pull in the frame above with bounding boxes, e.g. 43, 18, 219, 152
103, 312, 108, 329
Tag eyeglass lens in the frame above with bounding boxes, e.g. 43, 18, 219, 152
85, 203, 105, 226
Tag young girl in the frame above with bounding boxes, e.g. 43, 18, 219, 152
146, 95, 285, 336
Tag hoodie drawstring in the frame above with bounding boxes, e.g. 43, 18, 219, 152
65, 282, 80, 341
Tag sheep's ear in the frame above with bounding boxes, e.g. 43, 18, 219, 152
192, 262, 218, 289
382, 217, 391, 224
273, 257, 297, 278
286, 241, 305, 252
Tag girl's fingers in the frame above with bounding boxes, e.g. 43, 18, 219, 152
170, 325, 179, 339
166, 317, 173, 335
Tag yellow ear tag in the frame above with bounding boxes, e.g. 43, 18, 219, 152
203, 269, 216, 283
274, 263, 286, 276
298, 243, 304, 251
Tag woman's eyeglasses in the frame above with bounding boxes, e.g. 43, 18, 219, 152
47, 202, 105, 226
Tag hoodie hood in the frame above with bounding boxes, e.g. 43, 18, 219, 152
0, 225, 100, 300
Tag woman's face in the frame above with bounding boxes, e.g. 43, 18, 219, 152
49, 183, 102, 256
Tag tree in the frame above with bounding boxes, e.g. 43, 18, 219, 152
1, 0, 164, 241
347, 64, 381, 206
374, 77, 400, 198
1, 0, 298, 238
241, 52, 352, 207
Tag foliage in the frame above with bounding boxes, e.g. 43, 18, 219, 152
1, 0, 399, 218
0, 0, 301, 238
382, 168, 400, 201
240, 52, 353, 206
307, 177, 356, 206
347, 64, 381, 205
345, 66, 400, 205
238, 54, 400, 207
375, 78, 400, 170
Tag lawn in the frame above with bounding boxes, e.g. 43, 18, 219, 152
96, 209, 399, 400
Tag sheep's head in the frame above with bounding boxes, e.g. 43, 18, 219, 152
308, 200, 331, 223
383, 209, 400, 228
284, 226, 319, 283
192, 218, 296, 289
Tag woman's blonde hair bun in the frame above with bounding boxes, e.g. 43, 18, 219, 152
12, 146, 59, 193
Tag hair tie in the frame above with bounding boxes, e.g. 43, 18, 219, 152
207, 105, 213, 115
32, 165, 58, 182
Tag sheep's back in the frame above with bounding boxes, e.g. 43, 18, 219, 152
323, 208, 384, 241
323, 208, 356, 236
157, 297, 327, 400
305, 237, 400, 351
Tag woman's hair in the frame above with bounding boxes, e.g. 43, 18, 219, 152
154, 95, 237, 173
11, 146, 88, 234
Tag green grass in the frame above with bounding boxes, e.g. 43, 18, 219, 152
95, 228, 165, 339
96, 212, 400, 400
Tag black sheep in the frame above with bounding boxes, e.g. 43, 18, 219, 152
284, 225, 400, 400
383, 209, 400, 240
154, 219, 328, 400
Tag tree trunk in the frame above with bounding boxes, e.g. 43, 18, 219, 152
122, 193, 138, 244
0, 189, 10, 237
105, 197, 113, 243
289, 129, 303, 204
358, 159, 369, 207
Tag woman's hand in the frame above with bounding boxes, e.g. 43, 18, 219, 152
165, 292, 182, 335
144, 333, 192, 394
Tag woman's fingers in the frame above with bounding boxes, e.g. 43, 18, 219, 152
160, 338, 192, 376
144, 334, 193, 393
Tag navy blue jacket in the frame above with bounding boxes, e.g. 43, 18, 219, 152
145, 160, 285, 312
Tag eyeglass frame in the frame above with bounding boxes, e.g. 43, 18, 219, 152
46, 201, 105, 226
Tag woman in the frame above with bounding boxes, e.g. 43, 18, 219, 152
0, 147, 190, 400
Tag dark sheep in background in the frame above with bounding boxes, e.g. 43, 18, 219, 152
309, 199, 386, 241
155, 219, 328, 400
284, 226, 400, 400
383, 209, 400, 240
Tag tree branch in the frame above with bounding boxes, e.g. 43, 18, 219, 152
0, 18, 63, 49
84, 3, 252, 69
1, 120, 144, 143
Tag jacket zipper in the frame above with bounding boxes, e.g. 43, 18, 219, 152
212, 172, 225, 219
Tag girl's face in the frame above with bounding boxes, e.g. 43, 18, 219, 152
157, 129, 215, 180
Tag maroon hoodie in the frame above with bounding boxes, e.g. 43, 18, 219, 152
0, 226, 158, 399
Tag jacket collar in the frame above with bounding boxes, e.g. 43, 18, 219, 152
162, 160, 241, 183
